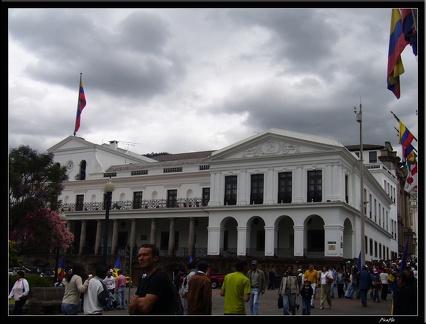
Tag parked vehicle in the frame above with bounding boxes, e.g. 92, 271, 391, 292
180, 268, 225, 289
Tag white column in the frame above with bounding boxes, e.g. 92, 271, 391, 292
294, 166, 303, 203
111, 219, 119, 255
264, 226, 275, 256
207, 226, 221, 255
293, 225, 305, 257
130, 219, 136, 248
95, 220, 102, 255
323, 225, 344, 257
239, 170, 247, 205
237, 226, 248, 256
265, 168, 274, 204
168, 218, 176, 256
149, 218, 156, 245
79, 220, 87, 255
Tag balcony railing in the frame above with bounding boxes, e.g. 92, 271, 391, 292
60, 197, 205, 212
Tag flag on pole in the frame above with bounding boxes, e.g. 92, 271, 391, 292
113, 256, 121, 270
401, 9, 417, 56
399, 120, 416, 164
57, 257, 66, 281
399, 239, 409, 272
399, 120, 415, 150
387, 9, 409, 99
357, 250, 362, 271
404, 153, 417, 193
73, 73, 87, 136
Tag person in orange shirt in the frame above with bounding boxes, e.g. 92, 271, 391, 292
303, 264, 319, 308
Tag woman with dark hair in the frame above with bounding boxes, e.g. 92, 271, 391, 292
9, 270, 30, 314
61, 264, 91, 315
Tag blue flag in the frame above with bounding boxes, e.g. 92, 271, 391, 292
399, 239, 409, 272
114, 256, 121, 270
357, 250, 362, 271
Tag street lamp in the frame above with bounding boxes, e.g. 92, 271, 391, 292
103, 178, 115, 265
55, 212, 67, 283
354, 102, 365, 266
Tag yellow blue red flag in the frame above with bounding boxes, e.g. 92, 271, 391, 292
387, 9, 409, 99
73, 73, 87, 136
57, 257, 66, 281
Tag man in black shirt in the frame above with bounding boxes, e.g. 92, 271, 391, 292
128, 244, 175, 315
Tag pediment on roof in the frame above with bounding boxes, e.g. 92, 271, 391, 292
47, 136, 92, 153
208, 128, 343, 161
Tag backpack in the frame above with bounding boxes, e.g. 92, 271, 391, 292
97, 279, 109, 307
172, 283, 184, 315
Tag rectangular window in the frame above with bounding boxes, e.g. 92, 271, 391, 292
374, 241, 378, 258
278, 172, 292, 203
369, 151, 378, 163
369, 194, 373, 218
250, 174, 264, 204
133, 191, 143, 209
224, 175, 237, 205
76, 195, 84, 211
369, 238, 373, 255
167, 189, 178, 207
307, 170, 322, 202
345, 175, 348, 203
202, 188, 210, 206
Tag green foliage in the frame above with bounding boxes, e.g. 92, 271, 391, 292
9, 145, 71, 255
9, 240, 19, 267
9, 273, 54, 288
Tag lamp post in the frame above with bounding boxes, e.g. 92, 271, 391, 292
103, 178, 115, 265
354, 102, 365, 266
55, 212, 67, 283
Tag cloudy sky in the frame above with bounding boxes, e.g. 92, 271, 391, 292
8, 6, 420, 158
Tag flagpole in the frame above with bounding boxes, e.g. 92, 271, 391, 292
354, 101, 365, 267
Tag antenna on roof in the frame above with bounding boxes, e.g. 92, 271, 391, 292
118, 141, 143, 151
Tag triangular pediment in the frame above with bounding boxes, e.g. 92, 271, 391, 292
209, 128, 344, 161
47, 136, 96, 153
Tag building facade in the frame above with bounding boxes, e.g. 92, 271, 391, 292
43, 128, 403, 272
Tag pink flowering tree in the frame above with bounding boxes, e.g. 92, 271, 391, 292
9, 208, 74, 254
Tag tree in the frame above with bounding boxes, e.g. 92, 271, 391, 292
9, 145, 72, 255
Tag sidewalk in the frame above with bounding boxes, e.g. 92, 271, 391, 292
12, 286, 412, 318
104, 286, 396, 316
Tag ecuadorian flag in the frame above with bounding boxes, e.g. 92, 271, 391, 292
57, 257, 66, 281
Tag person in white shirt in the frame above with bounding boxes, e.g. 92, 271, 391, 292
83, 264, 107, 315
319, 265, 333, 309
103, 269, 116, 310
9, 270, 30, 315
379, 267, 389, 301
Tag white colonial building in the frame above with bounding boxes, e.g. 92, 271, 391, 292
48, 128, 399, 265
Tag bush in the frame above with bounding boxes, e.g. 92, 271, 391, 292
9, 273, 55, 289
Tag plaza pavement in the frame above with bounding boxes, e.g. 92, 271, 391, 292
104, 285, 399, 317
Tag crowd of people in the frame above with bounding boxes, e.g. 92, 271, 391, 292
9, 251, 417, 316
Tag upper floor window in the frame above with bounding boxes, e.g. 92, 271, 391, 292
224, 176, 237, 206
133, 191, 143, 209
307, 170, 322, 202
79, 160, 87, 180
167, 189, 178, 208
76, 194, 84, 211
202, 188, 210, 206
250, 174, 264, 204
369, 151, 378, 163
278, 172, 292, 203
